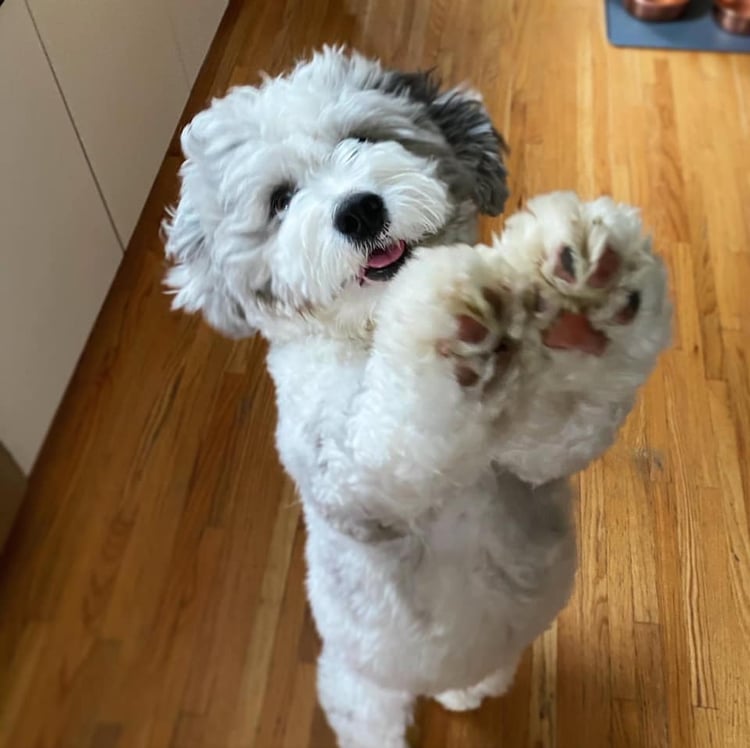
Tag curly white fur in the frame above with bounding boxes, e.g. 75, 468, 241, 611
163, 49, 671, 748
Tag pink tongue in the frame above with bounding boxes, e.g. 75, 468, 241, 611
367, 240, 406, 269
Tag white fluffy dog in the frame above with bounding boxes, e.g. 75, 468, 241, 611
163, 48, 671, 748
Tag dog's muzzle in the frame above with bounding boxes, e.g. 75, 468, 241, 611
336, 192, 412, 282
334, 192, 387, 242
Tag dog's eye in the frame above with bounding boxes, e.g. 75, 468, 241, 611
269, 185, 295, 217
352, 135, 375, 144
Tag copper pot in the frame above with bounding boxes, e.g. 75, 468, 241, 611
713, 0, 750, 34
623, 0, 690, 21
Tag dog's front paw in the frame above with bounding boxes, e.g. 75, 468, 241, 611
373, 244, 527, 392
501, 193, 670, 365
534, 238, 644, 356
435, 282, 521, 389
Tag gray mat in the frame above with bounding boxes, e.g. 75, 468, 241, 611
605, 0, 750, 53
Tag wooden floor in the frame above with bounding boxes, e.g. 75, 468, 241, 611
2, 0, 750, 746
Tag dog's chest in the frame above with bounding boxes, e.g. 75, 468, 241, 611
266, 339, 368, 483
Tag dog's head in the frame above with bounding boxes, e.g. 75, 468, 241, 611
163, 47, 508, 339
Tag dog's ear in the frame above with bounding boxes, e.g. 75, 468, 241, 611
427, 88, 509, 216
163, 155, 255, 339
384, 71, 509, 216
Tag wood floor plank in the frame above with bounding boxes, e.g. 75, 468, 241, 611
228, 495, 301, 744
557, 472, 613, 748
633, 623, 670, 748
612, 699, 644, 748
2, 0, 749, 746
527, 623, 557, 748
652, 481, 698, 748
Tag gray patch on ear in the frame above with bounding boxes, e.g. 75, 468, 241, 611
381, 69, 442, 106
163, 188, 256, 339
428, 91, 509, 215
380, 70, 509, 216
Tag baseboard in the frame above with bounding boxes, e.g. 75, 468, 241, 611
0, 442, 26, 549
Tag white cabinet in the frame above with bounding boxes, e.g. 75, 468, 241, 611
0, 0, 122, 473
0, 0, 228, 475
26, 0, 190, 245
166, 0, 230, 84
26, 0, 228, 245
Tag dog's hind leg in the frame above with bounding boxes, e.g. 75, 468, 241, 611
433, 659, 518, 712
317, 648, 414, 748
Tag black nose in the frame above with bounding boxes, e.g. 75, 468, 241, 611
334, 192, 387, 242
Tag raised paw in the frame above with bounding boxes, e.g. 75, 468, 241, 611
541, 243, 645, 356
436, 285, 520, 389
499, 192, 667, 359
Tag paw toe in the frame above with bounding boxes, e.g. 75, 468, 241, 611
455, 363, 481, 387
587, 245, 621, 288
456, 314, 489, 344
482, 287, 507, 318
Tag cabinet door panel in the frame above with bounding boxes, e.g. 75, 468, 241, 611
27, 0, 190, 244
167, 0, 229, 85
0, 0, 121, 472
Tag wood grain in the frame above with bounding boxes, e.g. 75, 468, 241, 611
2, 0, 750, 746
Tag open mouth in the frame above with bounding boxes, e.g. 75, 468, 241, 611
362, 239, 411, 282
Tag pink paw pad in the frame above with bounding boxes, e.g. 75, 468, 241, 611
587, 246, 621, 288
455, 364, 480, 387
456, 314, 489, 344
542, 311, 609, 356
553, 244, 622, 290
437, 289, 517, 388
